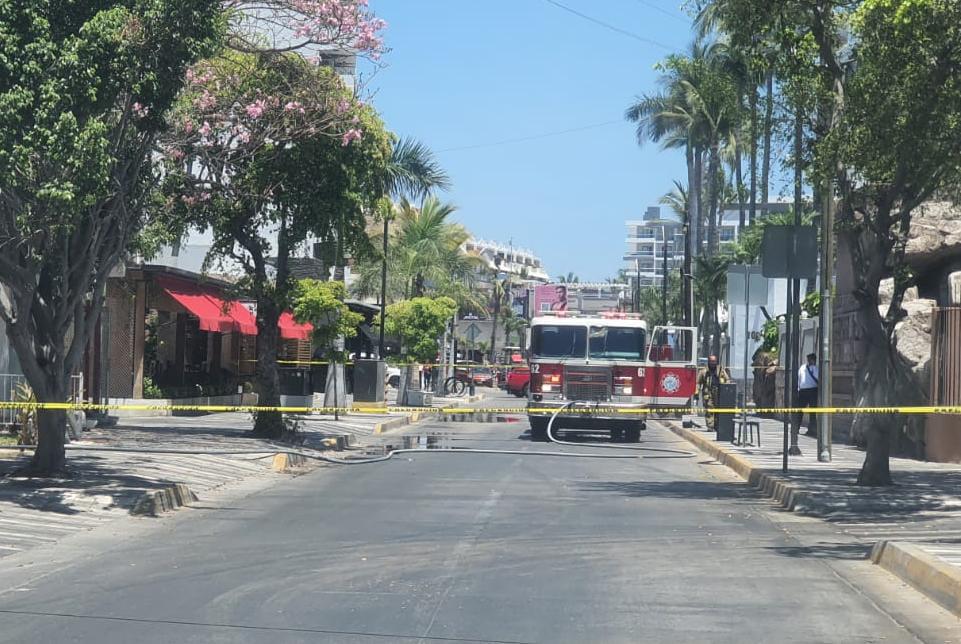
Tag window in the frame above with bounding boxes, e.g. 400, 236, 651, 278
647, 327, 694, 362
589, 326, 646, 360
531, 325, 587, 358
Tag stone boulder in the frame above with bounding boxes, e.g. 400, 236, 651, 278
889, 299, 936, 399
878, 278, 918, 309
906, 201, 961, 272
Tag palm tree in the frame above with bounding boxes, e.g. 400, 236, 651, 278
659, 180, 689, 221
385, 137, 451, 200
502, 309, 528, 348
557, 272, 579, 284
488, 273, 510, 362
695, 254, 731, 357
353, 197, 482, 308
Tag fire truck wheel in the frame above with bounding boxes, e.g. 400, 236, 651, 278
529, 417, 549, 442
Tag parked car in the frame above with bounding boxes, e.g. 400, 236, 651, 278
454, 366, 494, 387
386, 365, 401, 388
505, 366, 530, 397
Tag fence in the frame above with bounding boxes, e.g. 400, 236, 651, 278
930, 307, 961, 406
926, 307, 961, 462
0, 373, 85, 427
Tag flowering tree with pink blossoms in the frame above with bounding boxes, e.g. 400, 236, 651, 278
224, 0, 386, 55
0, 0, 388, 471
160, 51, 392, 438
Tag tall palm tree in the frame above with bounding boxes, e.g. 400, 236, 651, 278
502, 309, 528, 348
385, 137, 451, 200
659, 180, 689, 222
488, 274, 510, 362
353, 197, 483, 309
695, 254, 731, 357
557, 272, 579, 284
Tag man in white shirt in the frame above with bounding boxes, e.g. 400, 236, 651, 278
797, 353, 819, 436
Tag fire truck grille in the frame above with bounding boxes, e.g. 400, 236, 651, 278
564, 367, 612, 402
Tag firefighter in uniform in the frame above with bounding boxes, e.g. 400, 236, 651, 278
698, 355, 729, 430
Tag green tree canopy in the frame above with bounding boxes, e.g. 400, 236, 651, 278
0, 0, 222, 475
292, 280, 363, 359
385, 297, 457, 364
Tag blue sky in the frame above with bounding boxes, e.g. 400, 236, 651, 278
365, 1, 694, 282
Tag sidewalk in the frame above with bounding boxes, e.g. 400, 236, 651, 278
666, 414, 961, 617
0, 410, 412, 560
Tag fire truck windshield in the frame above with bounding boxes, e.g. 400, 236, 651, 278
530, 325, 587, 358
588, 326, 646, 360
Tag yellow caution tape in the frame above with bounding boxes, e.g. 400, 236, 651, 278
2, 401, 961, 415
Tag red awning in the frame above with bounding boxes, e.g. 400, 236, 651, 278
220, 299, 258, 336
158, 278, 234, 334
279, 311, 312, 341
157, 275, 312, 339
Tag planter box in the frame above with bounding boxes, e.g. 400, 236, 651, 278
406, 389, 433, 407
106, 393, 259, 418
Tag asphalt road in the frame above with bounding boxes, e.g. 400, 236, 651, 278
0, 408, 945, 643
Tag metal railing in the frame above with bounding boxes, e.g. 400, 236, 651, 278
0, 373, 85, 426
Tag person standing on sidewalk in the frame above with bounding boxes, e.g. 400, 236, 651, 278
698, 355, 729, 430
797, 352, 819, 436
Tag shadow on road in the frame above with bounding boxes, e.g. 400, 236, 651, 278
0, 453, 183, 515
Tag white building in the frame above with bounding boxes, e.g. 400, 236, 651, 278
463, 239, 550, 283
623, 207, 685, 288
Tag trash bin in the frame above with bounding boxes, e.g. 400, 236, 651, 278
353, 359, 385, 403
715, 382, 737, 441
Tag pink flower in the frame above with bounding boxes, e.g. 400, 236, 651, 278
198, 192, 211, 202
336, 98, 351, 114
198, 121, 212, 137
341, 128, 363, 146
245, 99, 266, 120
170, 148, 185, 161
284, 100, 305, 114
182, 118, 194, 134
237, 129, 251, 144
131, 102, 149, 118
194, 90, 216, 111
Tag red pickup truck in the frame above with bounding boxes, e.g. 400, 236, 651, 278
505, 366, 530, 397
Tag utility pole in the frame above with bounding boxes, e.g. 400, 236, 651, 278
378, 214, 388, 358
661, 225, 669, 324
818, 182, 835, 462
634, 257, 641, 314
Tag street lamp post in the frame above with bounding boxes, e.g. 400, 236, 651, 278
378, 215, 388, 358
661, 225, 669, 324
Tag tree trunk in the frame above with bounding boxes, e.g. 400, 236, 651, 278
489, 292, 499, 363
708, 143, 721, 256
252, 213, 291, 439
749, 82, 759, 226
252, 297, 285, 438
694, 148, 706, 258
760, 68, 775, 218
29, 377, 69, 477
735, 134, 746, 230
684, 145, 696, 326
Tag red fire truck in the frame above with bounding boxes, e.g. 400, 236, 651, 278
526, 312, 698, 442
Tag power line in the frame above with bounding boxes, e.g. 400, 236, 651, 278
631, 0, 690, 25
437, 120, 622, 153
543, 0, 675, 51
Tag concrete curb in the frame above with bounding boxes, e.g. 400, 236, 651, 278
871, 541, 961, 618
131, 483, 198, 516
374, 410, 440, 435
271, 452, 309, 472
666, 423, 813, 512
